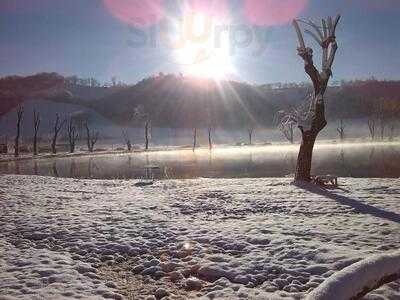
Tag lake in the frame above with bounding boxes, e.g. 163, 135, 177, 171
0, 143, 399, 180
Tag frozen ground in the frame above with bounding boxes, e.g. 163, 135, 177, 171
0, 175, 399, 299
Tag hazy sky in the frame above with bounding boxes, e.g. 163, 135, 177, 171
0, 0, 399, 84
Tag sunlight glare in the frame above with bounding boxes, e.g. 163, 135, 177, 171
174, 12, 234, 80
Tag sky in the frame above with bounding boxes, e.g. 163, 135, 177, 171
0, 0, 399, 85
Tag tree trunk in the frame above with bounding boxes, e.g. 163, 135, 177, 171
14, 134, 20, 157
33, 133, 38, 156
70, 143, 75, 153
208, 129, 212, 150
145, 121, 149, 151
86, 138, 91, 152
51, 136, 57, 154
295, 131, 317, 181
295, 97, 327, 182
51, 114, 64, 155
33, 110, 40, 156
193, 128, 197, 151
85, 124, 92, 152
14, 107, 23, 157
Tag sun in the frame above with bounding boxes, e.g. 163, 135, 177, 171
173, 13, 234, 80
176, 42, 233, 79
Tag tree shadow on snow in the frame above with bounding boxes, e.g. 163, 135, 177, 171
295, 183, 400, 224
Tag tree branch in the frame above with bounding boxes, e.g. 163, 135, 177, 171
297, 47, 321, 92
305, 29, 322, 46
327, 41, 338, 70
333, 15, 341, 34
322, 19, 328, 39
307, 19, 324, 41
292, 20, 306, 49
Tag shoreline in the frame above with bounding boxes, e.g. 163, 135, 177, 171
0, 139, 399, 164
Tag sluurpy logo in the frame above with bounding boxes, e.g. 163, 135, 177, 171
126, 12, 270, 78
103, 0, 309, 78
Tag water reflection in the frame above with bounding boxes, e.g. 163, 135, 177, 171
70, 159, 76, 178
1, 144, 400, 180
33, 160, 38, 176
52, 161, 59, 177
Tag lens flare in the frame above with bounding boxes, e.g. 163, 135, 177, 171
244, 0, 308, 27
0, 0, 53, 13
103, 0, 165, 27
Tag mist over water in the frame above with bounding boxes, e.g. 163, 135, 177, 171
1, 143, 399, 180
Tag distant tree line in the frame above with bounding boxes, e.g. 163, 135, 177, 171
64, 75, 128, 88
1, 72, 400, 158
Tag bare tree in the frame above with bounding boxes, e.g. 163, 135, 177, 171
132, 105, 151, 151
276, 109, 296, 144
376, 101, 390, 141
133, 106, 151, 151
208, 127, 213, 150
144, 120, 150, 151
193, 128, 197, 151
377, 103, 386, 141
247, 126, 255, 145
85, 122, 99, 152
0, 135, 8, 154
67, 118, 79, 153
14, 106, 24, 157
368, 119, 376, 140
389, 123, 396, 141
122, 129, 132, 151
279, 119, 294, 144
337, 119, 345, 142
380, 120, 386, 140
289, 15, 341, 181
33, 110, 40, 156
51, 113, 65, 154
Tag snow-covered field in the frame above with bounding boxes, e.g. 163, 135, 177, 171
0, 175, 399, 299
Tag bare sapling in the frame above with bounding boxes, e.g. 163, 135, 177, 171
14, 106, 24, 157
85, 122, 99, 152
122, 129, 132, 151
51, 113, 66, 154
389, 123, 396, 141
247, 126, 255, 145
68, 118, 79, 153
368, 119, 376, 140
144, 120, 150, 151
208, 127, 213, 150
33, 110, 40, 155
280, 121, 294, 144
193, 128, 197, 151
133, 105, 151, 151
337, 119, 345, 142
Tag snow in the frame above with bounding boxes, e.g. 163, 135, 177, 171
0, 175, 399, 299
307, 250, 400, 300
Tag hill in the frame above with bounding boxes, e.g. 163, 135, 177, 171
1, 73, 400, 131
